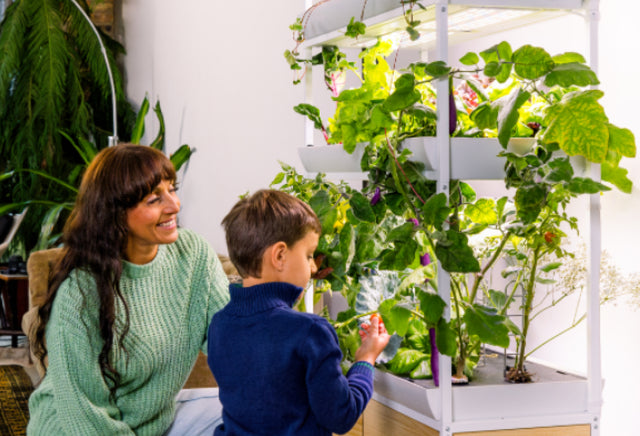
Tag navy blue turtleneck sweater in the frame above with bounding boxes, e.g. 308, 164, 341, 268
207, 282, 374, 436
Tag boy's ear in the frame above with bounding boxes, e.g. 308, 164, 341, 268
269, 241, 288, 271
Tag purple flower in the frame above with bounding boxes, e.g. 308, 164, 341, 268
407, 218, 419, 227
420, 252, 431, 266
370, 187, 381, 205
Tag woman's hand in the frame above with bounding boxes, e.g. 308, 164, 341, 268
354, 315, 390, 366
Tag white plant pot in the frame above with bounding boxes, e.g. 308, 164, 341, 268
298, 137, 537, 181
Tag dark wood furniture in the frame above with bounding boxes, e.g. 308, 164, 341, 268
0, 271, 29, 348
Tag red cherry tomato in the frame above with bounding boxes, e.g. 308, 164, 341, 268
544, 231, 555, 243
370, 313, 383, 324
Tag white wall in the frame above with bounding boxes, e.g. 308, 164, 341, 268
120, 2, 640, 435
121, 0, 305, 255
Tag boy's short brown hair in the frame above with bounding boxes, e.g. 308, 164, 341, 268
222, 189, 322, 278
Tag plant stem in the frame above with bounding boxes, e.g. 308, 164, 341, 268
515, 244, 542, 373
524, 313, 586, 359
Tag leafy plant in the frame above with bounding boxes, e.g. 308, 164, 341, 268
0, 96, 194, 251
276, 11, 636, 383
0, 0, 136, 254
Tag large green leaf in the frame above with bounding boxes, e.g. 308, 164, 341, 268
309, 190, 338, 234
544, 157, 574, 183
349, 191, 376, 223
386, 348, 427, 375
421, 193, 450, 231
338, 223, 356, 272
544, 62, 599, 88
608, 124, 636, 158
463, 304, 510, 348
602, 162, 633, 193
566, 177, 610, 194
512, 45, 554, 79
464, 198, 497, 225
495, 86, 531, 147
542, 90, 609, 163
435, 318, 457, 357
380, 238, 418, 270
469, 102, 498, 130
514, 184, 546, 224
435, 230, 480, 273
418, 290, 446, 325
383, 74, 421, 111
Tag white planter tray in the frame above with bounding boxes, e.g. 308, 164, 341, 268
372, 352, 591, 429
298, 137, 536, 180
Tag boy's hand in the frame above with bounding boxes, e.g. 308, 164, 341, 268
354, 315, 391, 366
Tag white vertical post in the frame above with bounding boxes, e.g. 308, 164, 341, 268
434, 1, 452, 435
303, 0, 314, 147
586, 1, 602, 434
303, 46, 314, 147
303, 1, 315, 315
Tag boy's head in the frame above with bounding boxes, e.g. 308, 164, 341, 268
222, 189, 322, 281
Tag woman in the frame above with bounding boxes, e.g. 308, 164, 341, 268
28, 144, 229, 435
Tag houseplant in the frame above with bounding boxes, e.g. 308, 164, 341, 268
277, 11, 635, 384
0, 96, 194, 251
0, 0, 135, 256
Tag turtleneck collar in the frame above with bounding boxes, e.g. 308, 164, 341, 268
225, 282, 304, 316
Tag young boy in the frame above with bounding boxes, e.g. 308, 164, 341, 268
208, 189, 390, 436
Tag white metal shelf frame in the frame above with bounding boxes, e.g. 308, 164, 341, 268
300, 1, 601, 435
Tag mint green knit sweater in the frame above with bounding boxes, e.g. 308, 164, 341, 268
27, 229, 230, 435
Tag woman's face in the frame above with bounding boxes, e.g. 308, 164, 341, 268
125, 179, 180, 264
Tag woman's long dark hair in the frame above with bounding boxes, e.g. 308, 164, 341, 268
31, 144, 176, 394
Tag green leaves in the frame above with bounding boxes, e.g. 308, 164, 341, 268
294, 103, 325, 131
463, 304, 510, 348
542, 90, 609, 163
544, 63, 599, 88
512, 45, 554, 79
496, 87, 531, 147
383, 74, 422, 111
515, 184, 546, 224
345, 18, 366, 38
435, 230, 481, 273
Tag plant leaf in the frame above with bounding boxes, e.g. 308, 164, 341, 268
131, 96, 150, 143
349, 191, 376, 223
386, 348, 427, 375
463, 304, 510, 348
602, 162, 633, 193
607, 124, 636, 158
459, 52, 479, 65
514, 184, 546, 224
170, 144, 194, 172
544, 62, 599, 88
435, 230, 480, 273
512, 45, 554, 79
495, 86, 530, 148
464, 198, 497, 225
542, 90, 609, 163
418, 290, 446, 326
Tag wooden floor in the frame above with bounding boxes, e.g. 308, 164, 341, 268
337, 400, 590, 436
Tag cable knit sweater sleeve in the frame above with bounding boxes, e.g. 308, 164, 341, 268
36, 272, 135, 435
302, 318, 374, 435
